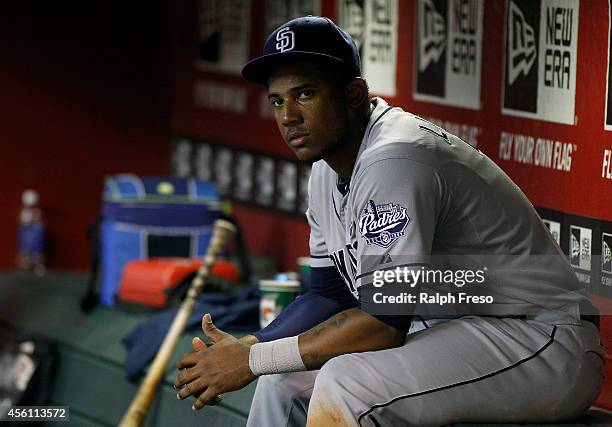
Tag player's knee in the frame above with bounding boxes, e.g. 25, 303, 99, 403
312, 356, 433, 427
308, 357, 362, 426
316, 355, 353, 384
312, 354, 361, 404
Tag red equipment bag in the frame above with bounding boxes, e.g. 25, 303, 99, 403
117, 258, 239, 308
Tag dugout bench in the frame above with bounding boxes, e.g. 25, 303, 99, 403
0, 272, 610, 426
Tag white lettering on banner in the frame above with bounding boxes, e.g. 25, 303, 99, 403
603, 149, 612, 180
552, 140, 572, 171
498, 131, 575, 172
499, 132, 513, 160
513, 134, 535, 165
534, 138, 553, 168
193, 80, 247, 114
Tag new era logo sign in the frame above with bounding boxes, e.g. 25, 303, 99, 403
414, 0, 484, 110
570, 226, 592, 271
507, 0, 536, 85
502, 0, 539, 114
542, 219, 560, 245
276, 27, 295, 52
419, 0, 447, 71
502, 0, 579, 124
415, 0, 449, 99
603, 233, 612, 274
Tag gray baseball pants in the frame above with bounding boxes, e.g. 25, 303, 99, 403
246, 316, 604, 426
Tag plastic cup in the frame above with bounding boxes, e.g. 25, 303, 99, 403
258, 279, 301, 328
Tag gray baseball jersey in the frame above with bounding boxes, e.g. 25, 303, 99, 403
307, 97, 593, 323
248, 97, 603, 426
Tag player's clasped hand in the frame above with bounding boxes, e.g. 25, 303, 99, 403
174, 313, 257, 411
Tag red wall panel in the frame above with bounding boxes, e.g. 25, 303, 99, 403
0, 3, 172, 269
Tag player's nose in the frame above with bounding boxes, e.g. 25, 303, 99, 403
280, 100, 303, 128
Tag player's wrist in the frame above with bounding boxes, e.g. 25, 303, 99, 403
248, 336, 305, 376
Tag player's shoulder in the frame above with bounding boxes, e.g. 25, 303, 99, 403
364, 98, 424, 144
310, 159, 333, 180
355, 98, 451, 177
309, 159, 336, 191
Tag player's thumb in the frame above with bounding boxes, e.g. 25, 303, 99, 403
202, 313, 228, 343
192, 336, 207, 351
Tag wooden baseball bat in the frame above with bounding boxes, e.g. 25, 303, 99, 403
118, 219, 237, 427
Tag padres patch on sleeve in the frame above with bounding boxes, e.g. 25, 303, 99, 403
358, 200, 410, 248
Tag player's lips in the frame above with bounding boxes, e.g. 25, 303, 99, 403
287, 132, 309, 147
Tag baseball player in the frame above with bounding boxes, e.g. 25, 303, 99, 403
174, 16, 604, 426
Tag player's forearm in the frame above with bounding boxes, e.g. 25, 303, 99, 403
253, 291, 355, 342
298, 307, 406, 370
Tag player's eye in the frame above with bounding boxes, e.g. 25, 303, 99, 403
297, 89, 314, 100
269, 97, 283, 107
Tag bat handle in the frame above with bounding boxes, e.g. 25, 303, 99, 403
117, 219, 236, 427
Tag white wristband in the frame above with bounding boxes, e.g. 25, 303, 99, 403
248, 336, 306, 376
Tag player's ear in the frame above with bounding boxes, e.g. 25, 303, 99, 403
346, 78, 368, 109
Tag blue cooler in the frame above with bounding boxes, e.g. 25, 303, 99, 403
99, 175, 222, 307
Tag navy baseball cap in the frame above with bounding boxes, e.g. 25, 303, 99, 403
241, 16, 361, 85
